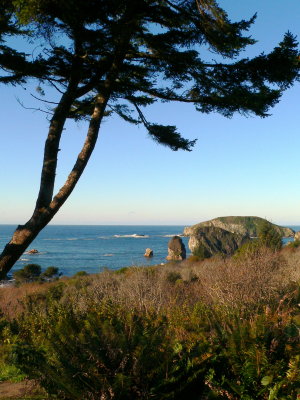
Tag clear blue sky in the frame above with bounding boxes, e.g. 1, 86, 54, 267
1, 0, 300, 226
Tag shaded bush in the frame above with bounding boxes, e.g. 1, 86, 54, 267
73, 270, 88, 277
13, 301, 209, 399
42, 266, 59, 278
192, 243, 211, 260
23, 264, 41, 277
205, 306, 300, 399
13, 264, 42, 282
10, 284, 300, 399
234, 239, 260, 258
258, 220, 282, 251
166, 271, 182, 284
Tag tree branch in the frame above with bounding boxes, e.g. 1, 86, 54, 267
16, 97, 53, 115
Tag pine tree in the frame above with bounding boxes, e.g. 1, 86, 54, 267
0, 0, 299, 278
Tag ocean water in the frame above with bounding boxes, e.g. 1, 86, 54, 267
0, 225, 299, 277
0, 225, 189, 276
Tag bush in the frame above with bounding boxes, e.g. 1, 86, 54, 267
258, 220, 282, 251
23, 264, 42, 277
0, 318, 26, 382
13, 264, 42, 282
42, 266, 59, 278
205, 307, 300, 399
166, 271, 182, 284
234, 239, 260, 258
287, 240, 300, 249
192, 244, 211, 260
115, 267, 129, 274
235, 221, 282, 258
73, 270, 88, 277
10, 285, 300, 400
187, 255, 201, 263
12, 301, 209, 399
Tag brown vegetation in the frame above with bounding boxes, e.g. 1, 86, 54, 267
0, 380, 44, 399
1, 246, 300, 321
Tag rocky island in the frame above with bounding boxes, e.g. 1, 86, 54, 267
183, 216, 294, 258
184, 216, 294, 238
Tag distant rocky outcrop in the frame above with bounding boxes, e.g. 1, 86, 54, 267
144, 248, 153, 257
184, 216, 294, 238
188, 226, 249, 258
294, 231, 300, 241
166, 236, 186, 261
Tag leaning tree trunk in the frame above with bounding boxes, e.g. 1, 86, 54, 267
0, 27, 134, 279
0, 93, 109, 279
0, 70, 80, 279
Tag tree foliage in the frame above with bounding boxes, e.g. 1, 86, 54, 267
0, 0, 299, 277
258, 220, 283, 251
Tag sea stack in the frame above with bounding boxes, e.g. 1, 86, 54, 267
144, 248, 154, 257
166, 236, 186, 261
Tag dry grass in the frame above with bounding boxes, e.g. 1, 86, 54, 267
62, 246, 300, 317
0, 380, 47, 399
1, 246, 300, 320
0, 279, 67, 319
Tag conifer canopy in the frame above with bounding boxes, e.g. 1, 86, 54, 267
1, 0, 299, 150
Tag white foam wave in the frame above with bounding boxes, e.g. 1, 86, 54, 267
161, 234, 183, 237
42, 238, 62, 241
113, 234, 149, 238
103, 254, 114, 257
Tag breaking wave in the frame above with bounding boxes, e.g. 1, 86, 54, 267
113, 234, 149, 238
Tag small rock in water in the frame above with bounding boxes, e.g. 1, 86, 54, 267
144, 248, 153, 257
27, 249, 39, 254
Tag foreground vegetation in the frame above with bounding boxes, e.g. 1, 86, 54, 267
0, 245, 300, 399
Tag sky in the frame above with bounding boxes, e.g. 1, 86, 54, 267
1, 0, 300, 226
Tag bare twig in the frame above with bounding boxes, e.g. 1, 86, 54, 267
16, 97, 54, 115
30, 93, 59, 104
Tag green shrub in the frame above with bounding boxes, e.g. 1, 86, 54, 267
234, 239, 260, 258
205, 309, 300, 399
114, 267, 129, 274
258, 220, 282, 251
13, 268, 29, 282
12, 301, 209, 399
166, 271, 182, 284
287, 240, 300, 249
73, 270, 88, 277
0, 318, 26, 382
192, 244, 211, 260
42, 266, 59, 278
23, 264, 42, 277
13, 264, 42, 282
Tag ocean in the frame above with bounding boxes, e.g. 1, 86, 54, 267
0, 225, 190, 276
0, 224, 299, 277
